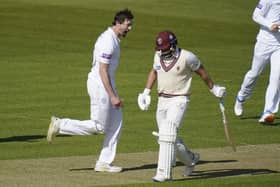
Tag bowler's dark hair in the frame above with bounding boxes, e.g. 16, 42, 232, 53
112, 8, 134, 25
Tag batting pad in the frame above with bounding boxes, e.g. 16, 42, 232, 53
156, 121, 177, 179
175, 137, 193, 165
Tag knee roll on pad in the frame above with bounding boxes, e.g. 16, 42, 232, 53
158, 121, 177, 143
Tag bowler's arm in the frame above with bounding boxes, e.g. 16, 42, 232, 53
99, 62, 121, 108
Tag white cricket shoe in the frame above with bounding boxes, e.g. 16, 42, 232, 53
184, 152, 200, 177
234, 97, 244, 116
47, 116, 60, 143
258, 112, 275, 124
94, 161, 122, 173
152, 175, 172, 182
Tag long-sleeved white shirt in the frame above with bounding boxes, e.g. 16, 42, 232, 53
253, 0, 280, 45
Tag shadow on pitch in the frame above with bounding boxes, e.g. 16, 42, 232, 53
69, 160, 236, 172
69, 167, 94, 171
68, 160, 279, 180
174, 168, 278, 181
239, 116, 280, 126
122, 159, 237, 172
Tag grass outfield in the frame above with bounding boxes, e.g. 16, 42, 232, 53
0, 0, 279, 186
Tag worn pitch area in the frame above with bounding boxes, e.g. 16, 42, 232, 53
0, 144, 279, 187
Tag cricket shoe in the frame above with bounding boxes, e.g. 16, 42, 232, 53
184, 152, 200, 177
152, 175, 172, 182
47, 116, 61, 143
234, 97, 244, 116
94, 161, 122, 173
258, 112, 275, 124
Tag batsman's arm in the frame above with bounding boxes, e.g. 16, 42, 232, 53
195, 65, 226, 98
138, 68, 157, 111
145, 68, 157, 90
195, 65, 214, 89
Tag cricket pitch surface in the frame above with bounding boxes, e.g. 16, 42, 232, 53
0, 144, 279, 187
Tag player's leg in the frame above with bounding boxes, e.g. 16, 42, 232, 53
153, 97, 175, 182
153, 120, 176, 182
47, 77, 108, 143
235, 42, 270, 116
175, 137, 200, 176
95, 106, 123, 172
167, 96, 199, 176
259, 48, 280, 123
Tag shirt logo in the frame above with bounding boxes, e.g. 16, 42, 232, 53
101, 53, 112, 59
256, 3, 263, 9
155, 65, 161, 70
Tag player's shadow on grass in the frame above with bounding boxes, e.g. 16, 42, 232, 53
239, 116, 280, 126
174, 168, 278, 181
0, 135, 70, 143
122, 160, 237, 172
0, 135, 45, 143
69, 160, 236, 172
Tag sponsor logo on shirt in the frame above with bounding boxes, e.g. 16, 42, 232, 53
256, 3, 263, 9
155, 65, 161, 70
101, 53, 112, 59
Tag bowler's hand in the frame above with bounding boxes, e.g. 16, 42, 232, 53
111, 96, 122, 108
271, 24, 280, 33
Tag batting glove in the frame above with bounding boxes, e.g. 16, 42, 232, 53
210, 85, 226, 98
138, 88, 151, 110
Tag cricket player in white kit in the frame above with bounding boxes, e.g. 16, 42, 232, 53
47, 9, 134, 172
138, 31, 226, 182
234, 0, 280, 124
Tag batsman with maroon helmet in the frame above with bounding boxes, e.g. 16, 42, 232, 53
138, 31, 226, 182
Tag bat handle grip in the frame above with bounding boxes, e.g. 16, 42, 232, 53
219, 98, 225, 112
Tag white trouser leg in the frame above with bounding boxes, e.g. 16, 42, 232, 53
59, 119, 104, 135
263, 48, 280, 114
97, 107, 123, 164
155, 96, 188, 180
87, 76, 123, 164
238, 42, 270, 101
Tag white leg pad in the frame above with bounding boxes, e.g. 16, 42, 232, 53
175, 137, 193, 166
156, 121, 177, 180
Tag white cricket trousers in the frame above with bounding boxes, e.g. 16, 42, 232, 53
238, 41, 280, 113
156, 96, 194, 165
58, 76, 123, 164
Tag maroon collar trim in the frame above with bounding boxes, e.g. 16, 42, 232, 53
160, 50, 181, 72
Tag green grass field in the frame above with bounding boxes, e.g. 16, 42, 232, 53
0, 0, 279, 186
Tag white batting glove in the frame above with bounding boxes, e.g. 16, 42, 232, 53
138, 88, 151, 110
210, 85, 226, 98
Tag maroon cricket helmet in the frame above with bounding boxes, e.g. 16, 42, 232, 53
155, 31, 177, 51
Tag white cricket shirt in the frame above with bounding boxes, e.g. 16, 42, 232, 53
89, 27, 120, 88
253, 0, 280, 45
153, 49, 201, 95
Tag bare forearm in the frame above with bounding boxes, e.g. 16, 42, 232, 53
145, 69, 157, 90
195, 65, 214, 89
